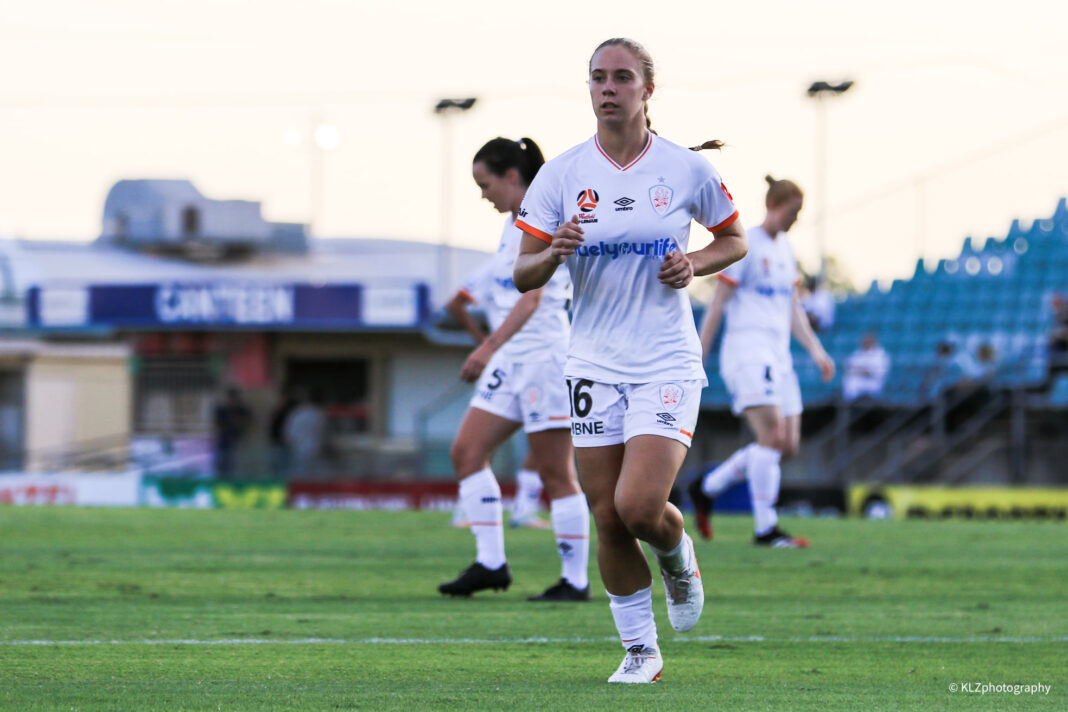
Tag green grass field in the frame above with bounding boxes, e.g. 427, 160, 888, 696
1, 507, 1064, 711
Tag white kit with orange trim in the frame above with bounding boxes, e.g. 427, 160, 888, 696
517, 133, 738, 385
462, 215, 572, 431
717, 225, 801, 373
717, 224, 804, 416
460, 215, 570, 361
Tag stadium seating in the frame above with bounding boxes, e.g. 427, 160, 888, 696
699, 198, 1068, 409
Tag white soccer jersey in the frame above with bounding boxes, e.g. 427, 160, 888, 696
460, 215, 570, 359
718, 225, 799, 370
516, 134, 738, 384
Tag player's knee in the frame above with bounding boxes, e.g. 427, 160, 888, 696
780, 440, 799, 460
449, 439, 485, 476
534, 462, 578, 499
614, 497, 662, 541
594, 517, 632, 548
589, 500, 627, 537
758, 428, 789, 455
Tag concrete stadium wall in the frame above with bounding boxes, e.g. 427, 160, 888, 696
24, 343, 132, 470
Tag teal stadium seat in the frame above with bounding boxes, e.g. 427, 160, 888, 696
693, 199, 1066, 409
1047, 374, 1068, 406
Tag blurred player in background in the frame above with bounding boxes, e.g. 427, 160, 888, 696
438, 137, 591, 603
514, 38, 747, 683
692, 176, 835, 548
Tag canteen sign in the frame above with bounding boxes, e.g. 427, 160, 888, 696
28, 283, 428, 329
155, 284, 294, 325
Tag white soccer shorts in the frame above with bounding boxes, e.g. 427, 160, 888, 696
469, 351, 571, 433
723, 361, 802, 417
567, 380, 703, 448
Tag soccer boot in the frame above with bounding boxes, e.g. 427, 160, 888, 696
510, 490, 548, 528
437, 562, 512, 596
607, 645, 663, 684
659, 533, 704, 632
687, 476, 715, 541
509, 513, 550, 529
527, 578, 591, 602
753, 526, 810, 548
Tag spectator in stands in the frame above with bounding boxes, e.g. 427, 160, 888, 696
212, 386, 252, 479
267, 385, 298, 477
940, 340, 1001, 429
922, 339, 966, 400
842, 333, 891, 402
1049, 291, 1068, 356
284, 387, 328, 477
966, 341, 999, 382
801, 275, 835, 333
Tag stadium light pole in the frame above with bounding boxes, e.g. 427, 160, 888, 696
433, 97, 477, 303
310, 116, 341, 237
806, 80, 854, 279
284, 115, 340, 237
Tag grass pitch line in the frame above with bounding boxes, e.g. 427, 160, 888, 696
3, 635, 1066, 646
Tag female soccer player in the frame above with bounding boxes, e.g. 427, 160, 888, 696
513, 39, 748, 683
690, 175, 835, 548
438, 137, 591, 603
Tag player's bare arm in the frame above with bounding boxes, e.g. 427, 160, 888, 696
699, 280, 736, 359
791, 293, 835, 382
514, 218, 583, 292
445, 291, 489, 345
459, 288, 544, 382
689, 218, 748, 277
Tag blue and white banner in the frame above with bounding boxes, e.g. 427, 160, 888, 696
26, 283, 429, 329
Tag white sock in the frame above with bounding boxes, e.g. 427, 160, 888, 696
550, 493, 590, 590
459, 468, 505, 569
746, 444, 783, 536
652, 531, 695, 576
512, 468, 544, 520
607, 585, 658, 652
702, 443, 753, 496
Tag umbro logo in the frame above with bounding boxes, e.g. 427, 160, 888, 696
655, 412, 676, 423
614, 196, 635, 212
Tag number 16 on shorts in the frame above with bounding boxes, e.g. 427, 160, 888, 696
566, 379, 702, 448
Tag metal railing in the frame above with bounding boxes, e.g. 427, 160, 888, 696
805, 350, 1042, 486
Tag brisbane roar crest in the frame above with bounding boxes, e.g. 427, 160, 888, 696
659, 383, 683, 410
649, 184, 673, 215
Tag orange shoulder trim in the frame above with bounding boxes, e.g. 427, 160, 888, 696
516, 219, 552, 244
706, 210, 740, 233
716, 273, 740, 287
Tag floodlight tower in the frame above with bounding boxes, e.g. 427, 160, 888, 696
433, 97, 477, 302
806, 80, 854, 278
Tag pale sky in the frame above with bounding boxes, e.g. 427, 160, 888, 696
2, 0, 1067, 291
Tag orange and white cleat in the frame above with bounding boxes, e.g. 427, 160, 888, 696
607, 645, 663, 684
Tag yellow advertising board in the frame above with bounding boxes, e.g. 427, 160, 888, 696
850, 485, 1068, 520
